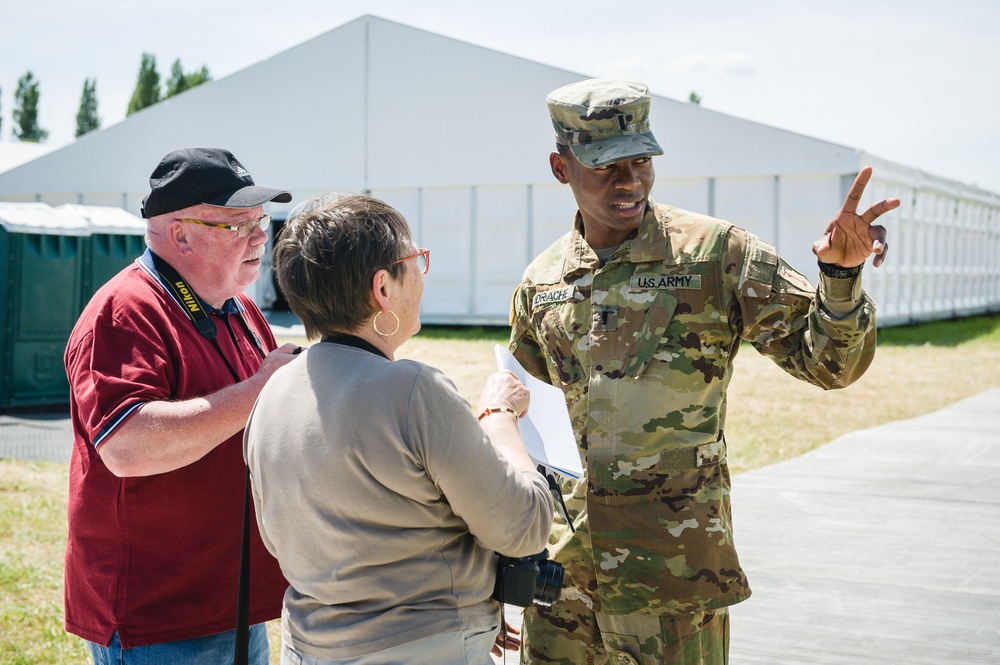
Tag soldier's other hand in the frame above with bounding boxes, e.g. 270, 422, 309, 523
812, 166, 899, 268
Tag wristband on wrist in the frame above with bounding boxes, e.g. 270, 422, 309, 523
817, 260, 863, 279
477, 406, 519, 421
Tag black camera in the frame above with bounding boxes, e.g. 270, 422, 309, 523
492, 549, 564, 607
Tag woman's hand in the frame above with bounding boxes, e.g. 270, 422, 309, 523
477, 370, 530, 419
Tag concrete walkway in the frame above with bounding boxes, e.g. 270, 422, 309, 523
3, 386, 997, 663
729, 388, 1000, 664
490, 389, 1000, 664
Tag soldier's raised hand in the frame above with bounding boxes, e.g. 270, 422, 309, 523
813, 166, 899, 268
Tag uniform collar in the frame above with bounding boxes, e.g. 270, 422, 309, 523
560, 199, 669, 279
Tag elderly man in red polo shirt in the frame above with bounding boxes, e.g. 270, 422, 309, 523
63, 147, 300, 664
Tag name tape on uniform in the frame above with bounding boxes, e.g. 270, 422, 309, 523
532, 286, 576, 309
630, 274, 702, 290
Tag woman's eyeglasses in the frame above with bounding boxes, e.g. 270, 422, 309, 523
391, 248, 430, 275
177, 213, 272, 238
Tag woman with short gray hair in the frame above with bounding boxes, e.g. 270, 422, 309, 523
244, 195, 554, 665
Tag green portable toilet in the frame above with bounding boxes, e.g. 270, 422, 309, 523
58, 204, 147, 302
0, 203, 90, 411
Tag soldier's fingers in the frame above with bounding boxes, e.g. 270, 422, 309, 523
871, 222, 888, 266
861, 198, 901, 224
812, 228, 834, 257
873, 240, 888, 267
869, 223, 887, 245
841, 166, 873, 214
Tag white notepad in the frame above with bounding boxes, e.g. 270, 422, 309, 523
494, 345, 583, 480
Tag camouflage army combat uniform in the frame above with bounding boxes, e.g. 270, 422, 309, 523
509, 201, 876, 663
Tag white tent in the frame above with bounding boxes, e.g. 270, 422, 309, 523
0, 141, 55, 175
0, 15, 997, 325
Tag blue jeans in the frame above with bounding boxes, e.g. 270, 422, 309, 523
87, 624, 269, 665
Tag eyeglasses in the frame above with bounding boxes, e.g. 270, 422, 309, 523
391, 248, 430, 275
177, 213, 272, 238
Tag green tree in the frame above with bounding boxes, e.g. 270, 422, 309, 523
166, 59, 188, 97
127, 53, 161, 116
166, 59, 212, 98
688, 91, 702, 105
75, 78, 100, 137
13, 71, 48, 142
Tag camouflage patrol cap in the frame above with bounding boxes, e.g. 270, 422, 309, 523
547, 79, 664, 168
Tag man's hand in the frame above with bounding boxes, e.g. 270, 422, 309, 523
812, 166, 899, 268
491, 621, 521, 657
255, 343, 303, 381
99, 342, 306, 477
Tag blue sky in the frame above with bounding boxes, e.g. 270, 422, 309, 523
2, 0, 997, 192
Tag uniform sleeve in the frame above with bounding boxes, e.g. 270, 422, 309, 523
508, 284, 552, 384
407, 366, 554, 558
726, 227, 877, 389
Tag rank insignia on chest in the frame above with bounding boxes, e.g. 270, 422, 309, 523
629, 274, 703, 290
593, 305, 617, 332
532, 286, 576, 309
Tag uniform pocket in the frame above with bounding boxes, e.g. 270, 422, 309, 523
534, 301, 587, 387
587, 461, 748, 615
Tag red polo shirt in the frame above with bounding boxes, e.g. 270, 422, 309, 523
63, 250, 286, 648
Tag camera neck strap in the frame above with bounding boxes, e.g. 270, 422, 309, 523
148, 253, 264, 665
151, 252, 265, 383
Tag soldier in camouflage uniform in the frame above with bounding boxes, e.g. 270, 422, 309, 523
509, 79, 898, 664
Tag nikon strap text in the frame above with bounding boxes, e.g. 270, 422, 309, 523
151, 252, 265, 382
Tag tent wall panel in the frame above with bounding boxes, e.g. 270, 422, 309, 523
655, 178, 711, 215
420, 187, 474, 318
474, 186, 530, 320
714, 176, 779, 250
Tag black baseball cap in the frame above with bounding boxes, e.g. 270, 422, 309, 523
141, 147, 292, 219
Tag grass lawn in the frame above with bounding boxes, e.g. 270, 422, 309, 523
2, 314, 998, 663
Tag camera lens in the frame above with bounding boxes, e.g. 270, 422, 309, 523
534, 559, 564, 606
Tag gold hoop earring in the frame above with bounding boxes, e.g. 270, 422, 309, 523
373, 310, 400, 337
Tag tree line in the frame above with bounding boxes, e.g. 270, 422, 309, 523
2, 54, 211, 143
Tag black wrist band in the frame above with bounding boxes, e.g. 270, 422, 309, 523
817, 261, 862, 279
